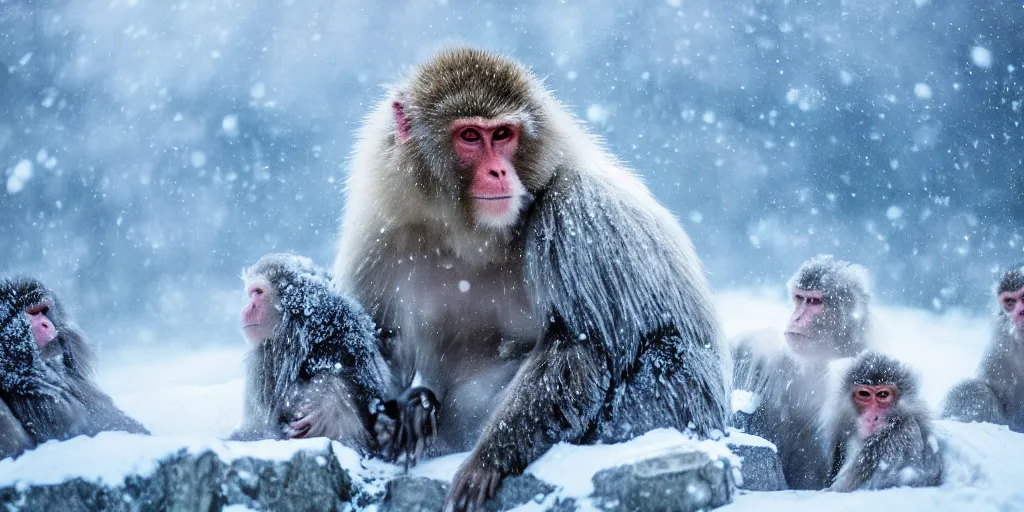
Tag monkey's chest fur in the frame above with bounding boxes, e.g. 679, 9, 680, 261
369, 247, 542, 452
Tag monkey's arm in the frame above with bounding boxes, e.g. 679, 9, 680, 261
828, 418, 926, 492
448, 337, 609, 510
287, 375, 374, 451
939, 378, 1006, 425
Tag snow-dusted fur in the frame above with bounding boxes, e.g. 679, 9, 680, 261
232, 254, 391, 453
334, 47, 729, 480
0, 277, 148, 458
823, 352, 942, 491
939, 265, 1024, 432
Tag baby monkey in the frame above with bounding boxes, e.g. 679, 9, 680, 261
825, 352, 942, 491
231, 253, 391, 453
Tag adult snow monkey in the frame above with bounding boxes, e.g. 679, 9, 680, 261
332, 47, 729, 510
0, 277, 148, 459
940, 264, 1024, 432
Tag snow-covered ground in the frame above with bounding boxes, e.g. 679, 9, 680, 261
0, 288, 1017, 510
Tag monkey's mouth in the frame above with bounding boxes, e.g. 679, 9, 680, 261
784, 331, 813, 349
472, 195, 513, 201
243, 323, 261, 329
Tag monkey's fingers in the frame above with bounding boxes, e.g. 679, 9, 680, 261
288, 417, 314, 439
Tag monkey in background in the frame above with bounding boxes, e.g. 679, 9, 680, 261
0, 277, 148, 458
732, 255, 872, 490
231, 253, 392, 454
940, 264, 1024, 432
824, 352, 942, 491
333, 47, 729, 510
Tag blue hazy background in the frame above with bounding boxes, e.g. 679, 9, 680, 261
1, 1, 1022, 346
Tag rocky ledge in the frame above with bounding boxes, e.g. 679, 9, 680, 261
0, 429, 780, 511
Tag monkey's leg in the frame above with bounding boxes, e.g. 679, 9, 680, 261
591, 334, 726, 443
939, 379, 1006, 425
447, 339, 609, 511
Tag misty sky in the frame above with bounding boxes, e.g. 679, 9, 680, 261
1, 1, 1022, 346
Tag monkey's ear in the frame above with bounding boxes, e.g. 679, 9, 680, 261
392, 99, 412, 145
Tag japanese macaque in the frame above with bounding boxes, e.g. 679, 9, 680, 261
0, 277, 148, 458
231, 253, 392, 453
940, 265, 1024, 432
732, 255, 871, 490
333, 47, 728, 510
824, 352, 942, 491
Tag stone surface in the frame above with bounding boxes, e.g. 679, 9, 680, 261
590, 448, 736, 512
729, 443, 787, 491
0, 446, 355, 512
383, 473, 574, 512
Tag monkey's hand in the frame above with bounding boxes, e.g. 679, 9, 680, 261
372, 386, 439, 470
447, 453, 504, 512
287, 408, 323, 439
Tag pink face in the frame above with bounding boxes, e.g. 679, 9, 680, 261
26, 302, 57, 349
241, 281, 281, 344
1000, 286, 1024, 335
450, 118, 526, 228
852, 384, 897, 438
783, 288, 824, 353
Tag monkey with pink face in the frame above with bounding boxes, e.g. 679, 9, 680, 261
940, 264, 1024, 432
0, 277, 148, 459
231, 253, 392, 454
732, 255, 872, 490
823, 352, 942, 491
334, 47, 729, 510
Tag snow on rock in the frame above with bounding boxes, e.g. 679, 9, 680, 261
0, 433, 365, 488
527, 428, 738, 498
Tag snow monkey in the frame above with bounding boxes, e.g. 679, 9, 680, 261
940, 264, 1024, 432
0, 277, 148, 458
824, 352, 942, 491
732, 255, 871, 489
332, 47, 729, 510
231, 253, 391, 454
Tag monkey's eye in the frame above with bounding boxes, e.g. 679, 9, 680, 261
26, 303, 49, 316
793, 294, 804, 303
460, 128, 481, 142
250, 287, 264, 298
1005, 298, 1017, 309
492, 126, 513, 141
856, 390, 871, 398
876, 391, 889, 399
807, 297, 823, 306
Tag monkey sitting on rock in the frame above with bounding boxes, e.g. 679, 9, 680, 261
231, 253, 392, 454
